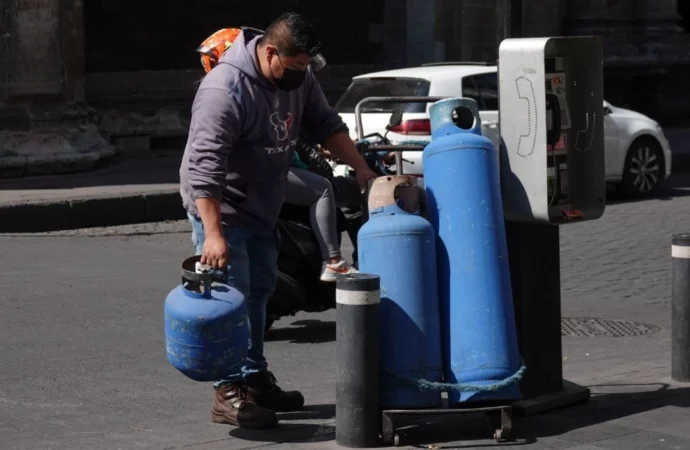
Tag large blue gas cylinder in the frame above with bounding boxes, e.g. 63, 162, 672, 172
358, 176, 443, 409
164, 256, 248, 382
423, 98, 522, 405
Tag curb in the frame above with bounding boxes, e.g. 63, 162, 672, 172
0, 148, 119, 178
2, 154, 690, 234
0, 191, 186, 233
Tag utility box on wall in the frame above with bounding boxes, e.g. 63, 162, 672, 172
498, 36, 605, 225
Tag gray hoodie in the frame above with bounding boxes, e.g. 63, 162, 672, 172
179, 28, 348, 230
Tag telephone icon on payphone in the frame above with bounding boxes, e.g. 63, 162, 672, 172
514, 76, 538, 158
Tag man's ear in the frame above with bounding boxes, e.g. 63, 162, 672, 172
265, 45, 277, 58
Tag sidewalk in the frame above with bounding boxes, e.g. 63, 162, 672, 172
2, 164, 690, 448
1, 126, 690, 234
188, 183, 690, 449
2, 188, 690, 448
0, 152, 184, 232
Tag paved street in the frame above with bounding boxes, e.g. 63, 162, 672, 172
3, 176, 690, 449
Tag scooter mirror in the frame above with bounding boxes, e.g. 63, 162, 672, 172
388, 109, 403, 128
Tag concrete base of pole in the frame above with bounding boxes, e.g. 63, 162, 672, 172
512, 380, 591, 417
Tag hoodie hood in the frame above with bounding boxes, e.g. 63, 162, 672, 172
219, 27, 273, 88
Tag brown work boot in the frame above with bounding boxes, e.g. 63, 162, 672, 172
246, 371, 305, 412
211, 383, 278, 429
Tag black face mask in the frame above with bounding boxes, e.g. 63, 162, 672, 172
272, 55, 307, 91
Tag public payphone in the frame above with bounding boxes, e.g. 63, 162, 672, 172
498, 37, 605, 224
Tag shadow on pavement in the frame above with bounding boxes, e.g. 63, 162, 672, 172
278, 403, 335, 421
367, 384, 690, 448
229, 423, 335, 444
515, 383, 690, 440
606, 174, 690, 205
229, 405, 335, 445
265, 319, 335, 344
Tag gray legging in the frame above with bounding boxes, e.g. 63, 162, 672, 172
286, 167, 341, 260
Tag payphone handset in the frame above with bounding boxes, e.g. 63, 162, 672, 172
545, 57, 571, 210
498, 36, 605, 225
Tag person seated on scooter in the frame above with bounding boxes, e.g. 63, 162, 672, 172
182, 15, 378, 429
287, 147, 358, 281
297, 137, 363, 211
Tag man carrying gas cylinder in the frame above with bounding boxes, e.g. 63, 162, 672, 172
179, 13, 377, 429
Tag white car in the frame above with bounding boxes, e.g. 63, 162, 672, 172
334, 63, 672, 196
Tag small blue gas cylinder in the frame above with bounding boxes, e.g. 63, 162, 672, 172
358, 176, 443, 409
164, 256, 248, 382
423, 98, 522, 405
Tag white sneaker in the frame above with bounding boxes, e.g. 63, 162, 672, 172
320, 259, 358, 282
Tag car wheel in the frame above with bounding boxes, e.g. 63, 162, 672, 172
620, 137, 665, 197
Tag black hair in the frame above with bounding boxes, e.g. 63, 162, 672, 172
262, 12, 321, 57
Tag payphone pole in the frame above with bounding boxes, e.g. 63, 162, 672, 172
498, 36, 605, 416
505, 223, 590, 415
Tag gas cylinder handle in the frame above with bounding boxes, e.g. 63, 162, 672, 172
429, 97, 483, 138
181, 255, 228, 285
360, 177, 376, 224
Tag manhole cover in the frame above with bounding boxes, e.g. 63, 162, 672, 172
561, 317, 660, 337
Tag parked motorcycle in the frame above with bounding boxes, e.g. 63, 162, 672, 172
264, 111, 403, 331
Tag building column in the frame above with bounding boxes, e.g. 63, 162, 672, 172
634, 0, 681, 35
406, 0, 444, 66
0, 0, 112, 178
565, 0, 610, 35
60, 0, 86, 103
521, 0, 565, 38
435, 0, 501, 62
383, 0, 407, 67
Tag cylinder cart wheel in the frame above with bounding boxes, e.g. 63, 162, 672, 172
487, 409, 513, 442
381, 414, 400, 446
381, 433, 400, 446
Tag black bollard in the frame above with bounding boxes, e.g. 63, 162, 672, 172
673, 233, 690, 382
335, 273, 381, 448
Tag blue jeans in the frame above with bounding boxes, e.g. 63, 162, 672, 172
188, 213, 280, 386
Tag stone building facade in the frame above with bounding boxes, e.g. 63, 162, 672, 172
0, 0, 688, 174
434, 0, 690, 123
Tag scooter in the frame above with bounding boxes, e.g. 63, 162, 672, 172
264, 110, 403, 331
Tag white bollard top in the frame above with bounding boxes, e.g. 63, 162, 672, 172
335, 273, 381, 305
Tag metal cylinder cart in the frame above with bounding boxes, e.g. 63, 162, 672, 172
349, 96, 524, 446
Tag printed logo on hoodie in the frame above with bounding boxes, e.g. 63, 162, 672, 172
266, 111, 297, 155
270, 111, 293, 141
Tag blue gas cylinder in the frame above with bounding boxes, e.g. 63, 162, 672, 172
423, 98, 522, 405
358, 176, 443, 409
164, 256, 248, 382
